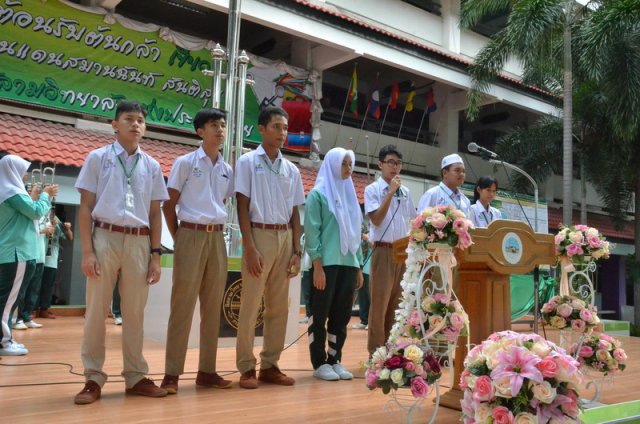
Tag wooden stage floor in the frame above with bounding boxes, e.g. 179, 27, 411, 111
1, 316, 639, 423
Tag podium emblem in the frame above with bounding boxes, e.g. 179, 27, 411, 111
501, 232, 523, 265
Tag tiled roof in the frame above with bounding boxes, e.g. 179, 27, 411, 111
547, 207, 634, 241
0, 112, 373, 202
299, 165, 373, 205
0, 113, 193, 176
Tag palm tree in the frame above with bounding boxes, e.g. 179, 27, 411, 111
460, 0, 588, 226
575, 0, 640, 327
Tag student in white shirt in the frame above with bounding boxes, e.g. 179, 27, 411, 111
417, 153, 470, 215
235, 106, 305, 390
365, 145, 416, 354
161, 108, 234, 394
469, 176, 502, 228
73, 100, 169, 405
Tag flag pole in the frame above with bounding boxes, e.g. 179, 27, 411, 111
397, 107, 408, 139
353, 101, 371, 150
333, 76, 353, 148
408, 106, 429, 164
365, 134, 371, 182
373, 100, 391, 159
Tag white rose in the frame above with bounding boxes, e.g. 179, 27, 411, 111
379, 368, 391, 380
390, 368, 405, 385
404, 344, 424, 364
530, 341, 552, 358
514, 413, 539, 424
421, 296, 435, 312
493, 375, 514, 398
428, 314, 444, 328
585, 228, 599, 238
372, 346, 388, 364
474, 403, 492, 423
465, 374, 478, 390
571, 298, 586, 309
531, 380, 557, 404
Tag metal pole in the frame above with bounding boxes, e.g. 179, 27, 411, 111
223, 0, 241, 167
210, 43, 225, 109
489, 159, 540, 333
235, 50, 250, 167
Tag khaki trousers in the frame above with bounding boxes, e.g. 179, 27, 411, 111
165, 227, 227, 375
236, 228, 292, 373
81, 228, 150, 388
367, 246, 405, 354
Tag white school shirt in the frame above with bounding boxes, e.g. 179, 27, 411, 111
167, 147, 233, 225
75, 141, 169, 227
417, 182, 470, 216
469, 200, 502, 228
364, 177, 416, 243
234, 145, 305, 224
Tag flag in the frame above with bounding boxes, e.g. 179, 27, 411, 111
389, 80, 400, 110
426, 88, 437, 114
405, 84, 416, 112
368, 74, 381, 119
348, 66, 358, 118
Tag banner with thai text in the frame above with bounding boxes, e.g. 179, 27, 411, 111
0, 0, 312, 150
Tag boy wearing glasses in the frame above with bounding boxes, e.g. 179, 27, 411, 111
417, 153, 470, 214
364, 145, 416, 354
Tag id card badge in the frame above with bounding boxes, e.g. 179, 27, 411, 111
126, 182, 135, 210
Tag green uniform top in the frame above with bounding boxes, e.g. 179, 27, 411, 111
0, 193, 51, 264
304, 189, 363, 269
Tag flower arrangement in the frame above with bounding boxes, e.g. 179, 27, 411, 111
569, 332, 627, 376
460, 330, 582, 424
410, 205, 474, 249
554, 224, 610, 263
404, 292, 469, 343
541, 295, 600, 334
365, 342, 442, 399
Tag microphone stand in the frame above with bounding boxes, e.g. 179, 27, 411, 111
489, 159, 541, 334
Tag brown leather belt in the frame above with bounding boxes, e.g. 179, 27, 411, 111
374, 241, 394, 248
251, 222, 291, 231
180, 221, 224, 232
94, 221, 150, 236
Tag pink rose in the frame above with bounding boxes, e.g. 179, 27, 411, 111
575, 225, 588, 231
613, 349, 627, 362
579, 309, 594, 323
536, 357, 558, 378
566, 243, 583, 257
405, 361, 416, 372
588, 235, 602, 249
473, 375, 494, 402
450, 312, 466, 330
579, 345, 594, 358
459, 369, 470, 389
365, 369, 378, 389
410, 376, 429, 399
554, 233, 565, 245
571, 319, 586, 333
556, 303, 573, 318
492, 406, 514, 424
429, 213, 448, 230
453, 218, 470, 234
432, 293, 450, 304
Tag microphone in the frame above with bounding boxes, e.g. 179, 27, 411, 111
468, 142, 498, 159
395, 188, 402, 197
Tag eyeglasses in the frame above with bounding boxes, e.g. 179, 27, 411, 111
382, 160, 403, 167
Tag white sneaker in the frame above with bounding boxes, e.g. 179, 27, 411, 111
352, 323, 367, 330
24, 320, 43, 328
113, 316, 122, 326
299, 316, 309, 324
313, 364, 340, 381
332, 363, 353, 380
12, 320, 27, 330
0, 341, 28, 356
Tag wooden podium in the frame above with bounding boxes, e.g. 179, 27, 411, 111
392, 220, 556, 410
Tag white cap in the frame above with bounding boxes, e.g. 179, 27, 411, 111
441, 153, 463, 169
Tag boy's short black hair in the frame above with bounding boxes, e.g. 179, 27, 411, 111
258, 106, 288, 127
193, 108, 226, 131
378, 144, 402, 162
115, 100, 148, 120
0, 151, 7, 161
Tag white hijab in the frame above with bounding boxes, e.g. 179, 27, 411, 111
314, 148, 362, 255
0, 155, 30, 205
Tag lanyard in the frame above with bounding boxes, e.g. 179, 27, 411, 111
439, 185, 461, 210
112, 144, 140, 185
482, 210, 491, 225
261, 155, 284, 176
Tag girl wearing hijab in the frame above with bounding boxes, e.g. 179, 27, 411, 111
0, 154, 57, 356
469, 176, 502, 228
304, 147, 364, 381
